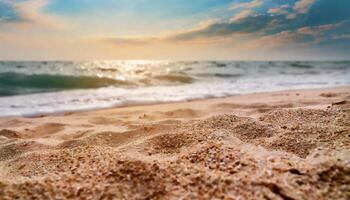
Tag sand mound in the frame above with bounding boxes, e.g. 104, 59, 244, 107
0, 129, 21, 139
260, 108, 350, 127
266, 134, 317, 157
0, 141, 49, 161
259, 108, 350, 157
144, 111, 349, 158
84, 124, 174, 148
26, 123, 65, 138
261, 108, 335, 125
56, 139, 89, 149
5, 146, 117, 178
180, 142, 248, 173
175, 114, 279, 147
1, 148, 167, 199
313, 163, 350, 199
1, 144, 349, 199
148, 133, 195, 154
197, 114, 245, 129
232, 120, 276, 141
84, 131, 138, 147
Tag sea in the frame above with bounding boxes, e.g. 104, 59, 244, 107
0, 60, 349, 117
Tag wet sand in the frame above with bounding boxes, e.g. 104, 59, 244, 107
0, 86, 349, 199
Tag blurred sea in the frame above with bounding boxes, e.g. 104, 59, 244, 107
0, 60, 349, 117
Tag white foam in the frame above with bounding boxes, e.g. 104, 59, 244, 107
0, 71, 349, 117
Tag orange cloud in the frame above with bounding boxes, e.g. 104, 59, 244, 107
268, 5, 290, 15
230, 0, 263, 10
230, 10, 254, 22
3, 0, 69, 30
297, 22, 344, 36
293, 0, 315, 14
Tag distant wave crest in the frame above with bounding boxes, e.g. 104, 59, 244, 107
153, 74, 195, 84
0, 72, 133, 96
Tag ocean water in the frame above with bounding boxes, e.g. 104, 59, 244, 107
0, 60, 349, 117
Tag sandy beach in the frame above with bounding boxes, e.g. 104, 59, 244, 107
0, 86, 349, 199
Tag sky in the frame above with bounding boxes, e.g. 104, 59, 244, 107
0, 0, 349, 60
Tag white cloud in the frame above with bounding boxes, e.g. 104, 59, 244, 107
196, 19, 221, 29
268, 0, 315, 19
293, 0, 315, 14
2, 0, 68, 30
0, 16, 7, 22
242, 31, 301, 50
333, 34, 350, 40
243, 21, 344, 51
230, 10, 254, 22
297, 22, 344, 36
268, 4, 290, 15
286, 13, 297, 19
230, 0, 263, 10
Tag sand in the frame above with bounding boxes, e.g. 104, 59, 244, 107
0, 86, 349, 199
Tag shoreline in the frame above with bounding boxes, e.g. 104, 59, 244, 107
0, 86, 349, 199
1, 85, 349, 119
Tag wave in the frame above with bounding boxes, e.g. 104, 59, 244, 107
96, 67, 119, 72
153, 74, 195, 84
195, 73, 243, 78
1, 60, 349, 99
0, 72, 133, 96
214, 73, 242, 78
289, 62, 314, 69
210, 61, 227, 68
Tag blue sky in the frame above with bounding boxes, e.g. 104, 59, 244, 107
0, 0, 349, 60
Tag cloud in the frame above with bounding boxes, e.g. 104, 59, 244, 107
301, 0, 350, 27
99, 0, 349, 54
242, 31, 305, 50
333, 34, 350, 40
230, 10, 254, 22
267, 0, 316, 20
0, 0, 16, 21
230, 0, 263, 10
293, 0, 315, 14
244, 21, 346, 50
0, 16, 7, 22
297, 22, 344, 36
99, 14, 271, 46
0, 0, 68, 29
100, 37, 158, 46
268, 5, 290, 15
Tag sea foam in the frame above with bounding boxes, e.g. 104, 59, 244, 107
0, 61, 349, 117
